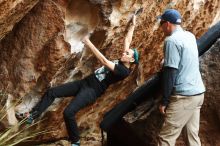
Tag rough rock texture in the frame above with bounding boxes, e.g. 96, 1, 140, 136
0, 0, 220, 145
0, 0, 39, 40
199, 39, 220, 146
0, 0, 69, 103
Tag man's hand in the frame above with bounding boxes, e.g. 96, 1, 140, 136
159, 104, 166, 115
160, 59, 164, 68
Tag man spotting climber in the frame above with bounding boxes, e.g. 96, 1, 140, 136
157, 9, 205, 146
18, 15, 139, 146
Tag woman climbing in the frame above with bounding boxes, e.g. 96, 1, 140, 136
18, 15, 139, 146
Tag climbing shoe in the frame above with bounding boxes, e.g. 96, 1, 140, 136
15, 111, 34, 124
25, 112, 34, 124
71, 140, 80, 146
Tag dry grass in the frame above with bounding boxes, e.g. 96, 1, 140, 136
0, 90, 50, 146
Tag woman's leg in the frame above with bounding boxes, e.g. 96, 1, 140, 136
63, 87, 97, 143
31, 80, 83, 119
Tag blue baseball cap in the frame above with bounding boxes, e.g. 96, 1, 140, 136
158, 9, 182, 24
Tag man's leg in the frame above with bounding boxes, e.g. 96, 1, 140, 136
158, 95, 197, 146
158, 95, 185, 146
182, 94, 204, 146
31, 80, 82, 119
63, 87, 97, 144
158, 94, 204, 146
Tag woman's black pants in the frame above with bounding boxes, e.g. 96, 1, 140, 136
31, 79, 97, 143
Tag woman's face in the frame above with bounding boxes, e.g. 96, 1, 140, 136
120, 49, 134, 63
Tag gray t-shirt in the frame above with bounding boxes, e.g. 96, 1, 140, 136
163, 26, 205, 95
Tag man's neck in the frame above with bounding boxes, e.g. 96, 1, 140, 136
171, 25, 182, 34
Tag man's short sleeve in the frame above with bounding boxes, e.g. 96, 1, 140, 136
164, 40, 180, 69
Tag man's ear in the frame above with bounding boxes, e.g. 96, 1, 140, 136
130, 58, 135, 63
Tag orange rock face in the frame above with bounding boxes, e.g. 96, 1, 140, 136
0, 0, 220, 145
0, 0, 39, 40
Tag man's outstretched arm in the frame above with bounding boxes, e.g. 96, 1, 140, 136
124, 15, 136, 51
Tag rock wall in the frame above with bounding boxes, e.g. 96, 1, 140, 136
0, 0, 220, 145
0, 0, 39, 40
0, 0, 70, 110
199, 39, 220, 145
